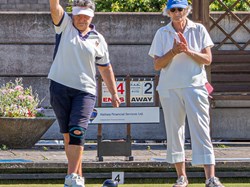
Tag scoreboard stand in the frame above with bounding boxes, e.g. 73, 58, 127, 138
96, 125, 133, 161
96, 75, 158, 161
96, 76, 133, 161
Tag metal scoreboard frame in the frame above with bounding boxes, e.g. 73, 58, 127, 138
97, 75, 159, 162
101, 77, 155, 104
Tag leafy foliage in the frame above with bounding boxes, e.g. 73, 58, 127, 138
210, 0, 250, 11
95, 0, 166, 12
67, 0, 249, 12
0, 144, 8, 150
0, 78, 44, 117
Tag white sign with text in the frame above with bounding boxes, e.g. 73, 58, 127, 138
89, 107, 159, 124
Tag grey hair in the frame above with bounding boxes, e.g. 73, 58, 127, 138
73, 0, 95, 11
163, 5, 192, 17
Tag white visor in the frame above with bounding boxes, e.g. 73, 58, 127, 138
72, 7, 94, 17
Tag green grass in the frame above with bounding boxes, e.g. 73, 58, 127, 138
0, 178, 249, 187
0, 184, 250, 187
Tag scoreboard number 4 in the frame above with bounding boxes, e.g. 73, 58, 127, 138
117, 82, 125, 95
102, 81, 126, 103
112, 171, 124, 184
102, 80, 154, 104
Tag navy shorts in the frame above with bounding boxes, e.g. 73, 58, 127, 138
49, 80, 96, 134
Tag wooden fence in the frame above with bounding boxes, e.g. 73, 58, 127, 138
192, 0, 250, 101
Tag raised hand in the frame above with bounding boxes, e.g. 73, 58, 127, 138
177, 32, 189, 53
172, 32, 188, 55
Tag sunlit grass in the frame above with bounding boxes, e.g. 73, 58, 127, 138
0, 178, 249, 187
0, 182, 250, 187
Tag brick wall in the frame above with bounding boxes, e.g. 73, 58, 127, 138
0, 0, 68, 11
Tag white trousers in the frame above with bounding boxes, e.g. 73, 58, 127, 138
159, 86, 215, 166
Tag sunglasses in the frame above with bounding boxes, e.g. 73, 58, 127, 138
170, 8, 184, 12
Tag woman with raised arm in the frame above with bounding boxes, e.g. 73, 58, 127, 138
48, 0, 120, 186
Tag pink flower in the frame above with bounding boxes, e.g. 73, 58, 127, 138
8, 89, 15, 93
26, 95, 34, 101
18, 95, 25, 100
0, 78, 42, 117
1, 89, 7, 94
14, 85, 24, 91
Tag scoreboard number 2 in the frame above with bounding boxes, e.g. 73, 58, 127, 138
143, 82, 153, 94
130, 80, 154, 103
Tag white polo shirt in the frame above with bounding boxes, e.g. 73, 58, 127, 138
149, 19, 214, 94
48, 12, 110, 96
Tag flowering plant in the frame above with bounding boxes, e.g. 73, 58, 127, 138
0, 78, 44, 117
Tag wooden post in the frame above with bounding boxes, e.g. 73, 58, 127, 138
192, 0, 210, 30
97, 76, 103, 161
126, 75, 131, 137
191, 0, 201, 23
154, 75, 160, 107
97, 76, 102, 138
192, 0, 211, 82
192, 0, 213, 137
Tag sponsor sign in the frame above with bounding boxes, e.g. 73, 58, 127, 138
89, 107, 159, 124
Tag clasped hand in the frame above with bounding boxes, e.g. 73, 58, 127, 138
172, 32, 190, 55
